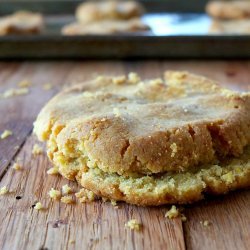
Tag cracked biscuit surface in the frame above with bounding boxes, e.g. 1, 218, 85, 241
34, 71, 250, 181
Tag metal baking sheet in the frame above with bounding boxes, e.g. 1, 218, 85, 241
0, 0, 250, 59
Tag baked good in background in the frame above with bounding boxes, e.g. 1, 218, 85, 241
62, 0, 149, 35
62, 18, 149, 35
0, 11, 44, 35
206, 0, 250, 34
76, 0, 144, 23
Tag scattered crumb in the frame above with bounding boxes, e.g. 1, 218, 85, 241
18, 79, 31, 88
61, 195, 74, 204
128, 72, 140, 84
69, 239, 75, 244
34, 202, 43, 210
125, 219, 141, 231
48, 188, 61, 200
113, 75, 126, 85
0, 186, 8, 195
113, 107, 121, 117
165, 205, 180, 219
1, 87, 29, 98
200, 220, 211, 227
1, 130, 12, 139
75, 188, 95, 203
170, 143, 178, 157
12, 162, 22, 170
62, 184, 72, 195
43, 83, 53, 90
32, 144, 43, 155
47, 167, 59, 175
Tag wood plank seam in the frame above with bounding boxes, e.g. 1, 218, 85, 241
0, 128, 33, 182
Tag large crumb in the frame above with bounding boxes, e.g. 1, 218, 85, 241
1, 130, 12, 139
61, 195, 74, 204
12, 162, 22, 170
47, 167, 59, 175
32, 144, 43, 155
75, 188, 95, 203
1, 87, 29, 98
48, 188, 61, 200
125, 219, 141, 231
62, 184, 72, 195
18, 79, 31, 88
0, 186, 8, 195
34, 202, 43, 210
165, 205, 180, 219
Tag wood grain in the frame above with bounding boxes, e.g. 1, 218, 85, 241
0, 60, 249, 250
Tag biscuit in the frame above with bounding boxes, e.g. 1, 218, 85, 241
61, 18, 149, 35
206, 0, 250, 19
209, 19, 250, 34
76, 1, 144, 23
34, 72, 250, 180
0, 11, 44, 35
77, 146, 250, 206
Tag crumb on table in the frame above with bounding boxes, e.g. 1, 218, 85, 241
1, 87, 29, 98
32, 144, 43, 155
12, 162, 22, 170
125, 219, 141, 231
165, 205, 180, 219
48, 188, 61, 200
47, 167, 59, 175
62, 184, 72, 195
34, 202, 43, 210
75, 188, 95, 203
0, 186, 8, 195
61, 195, 74, 204
200, 220, 211, 227
1, 130, 12, 139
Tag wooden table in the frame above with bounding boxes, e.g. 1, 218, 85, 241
0, 60, 249, 250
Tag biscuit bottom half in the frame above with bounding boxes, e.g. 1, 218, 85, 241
74, 146, 250, 206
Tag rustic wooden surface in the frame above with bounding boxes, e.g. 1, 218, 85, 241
0, 60, 249, 250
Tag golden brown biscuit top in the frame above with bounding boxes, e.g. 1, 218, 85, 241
76, 1, 144, 23
34, 71, 250, 176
